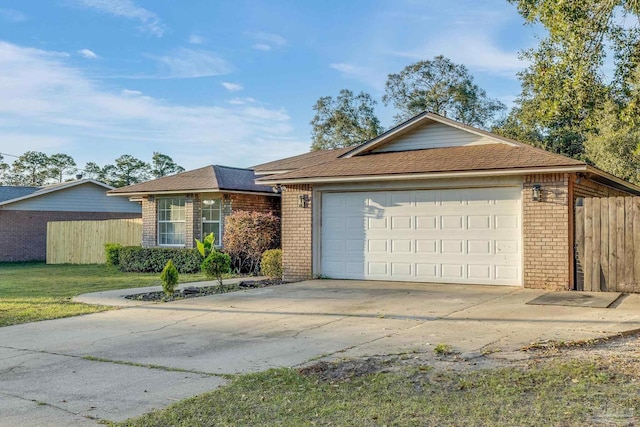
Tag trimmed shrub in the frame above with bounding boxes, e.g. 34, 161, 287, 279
223, 211, 280, 274
201, 251, 232, 286
104, 243, 123, 266
260, 249, 282, 280
118, 246, 202, 273
160, 259, 179, 296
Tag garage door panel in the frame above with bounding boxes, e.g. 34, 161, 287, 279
321, 188, 521, 286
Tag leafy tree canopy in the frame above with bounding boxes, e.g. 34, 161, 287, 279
383, 55, 506, 128
151, 151, 185, 178
310, 89, 383, 151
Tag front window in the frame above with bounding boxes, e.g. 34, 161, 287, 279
158, 197, 185, 245
202, 198, 221, 246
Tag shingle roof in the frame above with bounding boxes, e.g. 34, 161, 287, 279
252, 146, 352, 173
0, 186, 39, 203
108, 165, 274, 195
257, 144, 586, 182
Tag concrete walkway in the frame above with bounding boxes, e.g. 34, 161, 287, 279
2, 280, 640, 426
73, 277, 265, 307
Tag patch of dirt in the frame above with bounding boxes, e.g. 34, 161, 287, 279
124, 279, 285, 302
298, 331, 640, 382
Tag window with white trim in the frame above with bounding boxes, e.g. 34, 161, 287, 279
158, 197, 185, 246
202, 198, 221, 246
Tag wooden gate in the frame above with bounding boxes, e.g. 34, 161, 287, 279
575, 197, 640, 292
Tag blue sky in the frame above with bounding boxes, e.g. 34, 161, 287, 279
0, 0, 541, 171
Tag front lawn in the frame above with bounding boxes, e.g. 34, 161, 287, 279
0, 263, 207, 327
113, 350, 640, 426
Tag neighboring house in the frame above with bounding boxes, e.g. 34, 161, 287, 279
256, 112, 640, 290
0, 179, 141, 262
108, 165, 280, 248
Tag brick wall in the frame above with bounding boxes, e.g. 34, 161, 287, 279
281, 185, 313, 282
229, 193, 280, 216
523, 173, 571, 290
141, 196, 157, 247
0, 210, 141, 262
141, 192, 280, 249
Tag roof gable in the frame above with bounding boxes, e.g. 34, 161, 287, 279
343, 112, 518, 158
252, 146, 351, 175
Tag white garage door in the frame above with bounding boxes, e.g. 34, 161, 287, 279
321, 188, 522, 286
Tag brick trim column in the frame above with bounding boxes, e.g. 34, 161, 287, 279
142, 196, 157, 247
282, 185, 313, 282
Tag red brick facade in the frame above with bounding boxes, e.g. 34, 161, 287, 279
0, 210, 141, 262
141, 192, 280, 249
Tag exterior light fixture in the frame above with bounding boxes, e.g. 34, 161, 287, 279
298, 194, 309, 208
532, 184, 542, 202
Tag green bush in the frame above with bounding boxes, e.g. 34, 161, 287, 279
201, 251, 232, 286
223, 211, 280, 274
118, 246, 202, 273
195, 232, 215, 258
260, 249, 282, 280
160, 259, 179, 296
104, 243, 123, 266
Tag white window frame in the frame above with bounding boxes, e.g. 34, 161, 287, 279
201, 197, 222, 247
157, 196, 186, 246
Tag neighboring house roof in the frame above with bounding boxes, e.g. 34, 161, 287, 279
108, 165, 276, 196
0, 179, 114, 207
256, 112, 640, 195
251, 146, 352, 175
0, 186, 39, 203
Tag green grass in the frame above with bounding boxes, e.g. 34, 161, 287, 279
112, 358, 640, 426
0, 262, 207, 327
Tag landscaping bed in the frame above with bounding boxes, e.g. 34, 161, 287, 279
124, 279, 285, 302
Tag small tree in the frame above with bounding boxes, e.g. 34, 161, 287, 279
260, 249, 282, 280
195, 232, 215, 258
201, 252, 232, 286
223, 211, 280, 274
160, 259, 179, 296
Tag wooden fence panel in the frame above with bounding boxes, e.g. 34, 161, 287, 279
575, 196, 640, 292
47, 218, 142, 264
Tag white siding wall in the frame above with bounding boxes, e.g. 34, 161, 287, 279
3, 183, 141, 213
373, 122, 496, 152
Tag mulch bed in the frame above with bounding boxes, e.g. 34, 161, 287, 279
124, 279, 285, 302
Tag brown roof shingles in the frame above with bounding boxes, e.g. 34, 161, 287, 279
109, 165, 273, 195
252, 146, 352, 173
258, 144, 586, 182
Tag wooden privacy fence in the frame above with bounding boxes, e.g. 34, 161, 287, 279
47, 218, 142, 264
575, 197, 640, 292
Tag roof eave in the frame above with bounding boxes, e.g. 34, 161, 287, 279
257, 165, 589, 185
585, 165, 640, 195
108, 188, 279, 197
0, 180, 113, 207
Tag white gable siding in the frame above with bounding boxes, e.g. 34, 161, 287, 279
373, 122, 497, 153
3, 183, 141, 213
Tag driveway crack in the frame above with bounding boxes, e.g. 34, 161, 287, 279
441, 289, 521, 319
0, 390, 101, 423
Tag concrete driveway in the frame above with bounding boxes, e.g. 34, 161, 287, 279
2, 279, 640, 426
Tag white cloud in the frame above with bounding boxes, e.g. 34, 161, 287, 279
189, 34, 205, 45
393, 33, 524, 77
151, 48, 231, 79
221, 82, 243, 92
228, 97, 257, 105
0, 8, 27, 22
248, 32, 287, 51
252, 43, 271, 51
330, 63, 387, 91
78, 48, 98, 59
73, 0, 166, 37
0, 41, 306, 168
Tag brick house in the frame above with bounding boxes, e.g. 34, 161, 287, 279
108, 165, 280, 249
255, 112, 640, 290
0, 179, 141, 262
